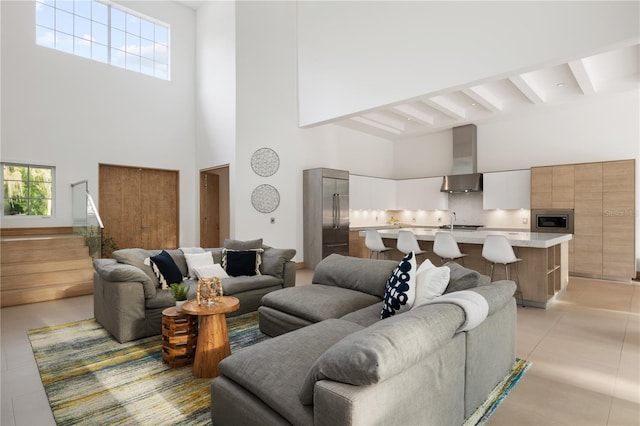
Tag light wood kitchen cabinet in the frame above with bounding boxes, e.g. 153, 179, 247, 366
552, 165, 574, 208
396, 177, 448, 210
533, 159, 635, 281
602, 160, 635, 279
349, 231, 369, 258
483, 170, 530, 209
530, 166, 553, 209
573, 163, 603, 276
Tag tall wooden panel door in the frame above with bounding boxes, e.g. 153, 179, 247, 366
573, 163, 603, 276
200, 171, 220, 248
602, 160, 635, 279
99, 164, 179, 250
140, 168, 179, 249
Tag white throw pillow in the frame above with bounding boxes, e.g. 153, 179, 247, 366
193, 264, 229, 280
413, 259, 451, 308
380, 251, 418, 319
184, 252, 214, 279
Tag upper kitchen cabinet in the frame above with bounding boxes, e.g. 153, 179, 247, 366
349, 175, 396, 210
530, 165, 574, 209
396, 177, 448, 210
483, 170, 531, 210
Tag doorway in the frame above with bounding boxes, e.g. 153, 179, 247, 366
200, 166, 230, 248
99, 164, 179, 250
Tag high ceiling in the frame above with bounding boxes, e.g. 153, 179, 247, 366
333, 43, 640, 140
173, 0, 639, 141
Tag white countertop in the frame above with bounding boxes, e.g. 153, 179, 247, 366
359, 227, 572, 249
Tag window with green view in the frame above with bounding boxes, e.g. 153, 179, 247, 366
2, 164, 54, 216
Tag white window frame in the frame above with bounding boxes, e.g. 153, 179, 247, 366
2, 162, 56, 218
35, 0, 171, 80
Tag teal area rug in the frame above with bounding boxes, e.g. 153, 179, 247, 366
28, 312, 529, 425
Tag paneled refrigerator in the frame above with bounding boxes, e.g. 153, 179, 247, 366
303, 168, 350, 269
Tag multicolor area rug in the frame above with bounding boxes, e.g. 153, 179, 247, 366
29, 312, 530, 426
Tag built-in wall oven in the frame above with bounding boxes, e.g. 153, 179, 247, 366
531, 209, 574, 234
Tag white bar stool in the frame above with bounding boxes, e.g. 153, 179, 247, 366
364, 229, 393, 260
433, 232, 468, 265
481, 234, 524, 306
397, 230, 428, 259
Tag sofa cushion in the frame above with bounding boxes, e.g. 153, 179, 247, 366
261, 247, 296, 279
260, 285, 381, 323
312, 254, 399, 298
339, 302, 384, 328
145, 278, 198, 309
218, 319, 363, 425
222, 248, 263, 277
299, 303, 466, 405
381, 252, 418, 319
222, 274, 282, 295
112, 248, 158, 288
204, 247, 224, 264
184, 252, 215, 279
443, 261, 489, 294
146, 250, 183, 290
223, 238, 263, 250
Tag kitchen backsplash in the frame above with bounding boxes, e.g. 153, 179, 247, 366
350, 191, 530, 230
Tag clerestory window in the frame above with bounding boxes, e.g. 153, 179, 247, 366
35, 0, 170, 80
2, 163, 55, 217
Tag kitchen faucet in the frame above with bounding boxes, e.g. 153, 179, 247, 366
449, 212, 456, 231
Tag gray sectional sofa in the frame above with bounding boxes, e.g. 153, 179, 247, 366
92, 239, 296, 343
210, 254, 517, 425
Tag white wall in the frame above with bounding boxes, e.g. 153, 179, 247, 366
1, 0, 198, 245
194, 1, 394, 260
297, 1, 640, 126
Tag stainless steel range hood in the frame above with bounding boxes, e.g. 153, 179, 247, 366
441, 124, 483, 193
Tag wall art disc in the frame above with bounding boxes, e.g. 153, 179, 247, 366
251, 184, 280, 213
251, 148, 280, 177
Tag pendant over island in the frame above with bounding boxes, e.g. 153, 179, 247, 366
356, 228, 572, 309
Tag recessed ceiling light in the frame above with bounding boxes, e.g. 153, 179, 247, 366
556, 83, 565, 88
471, 102, 477, 106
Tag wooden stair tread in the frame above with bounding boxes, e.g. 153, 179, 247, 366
1, 281, 93, 307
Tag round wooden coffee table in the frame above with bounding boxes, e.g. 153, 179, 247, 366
181, 296, 240, 378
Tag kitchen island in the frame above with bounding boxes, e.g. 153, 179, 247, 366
357, 227, 572, 308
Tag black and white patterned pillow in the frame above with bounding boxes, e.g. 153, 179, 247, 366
381, 251, 417, 319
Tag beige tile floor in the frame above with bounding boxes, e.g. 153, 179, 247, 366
1, 273, 638, 425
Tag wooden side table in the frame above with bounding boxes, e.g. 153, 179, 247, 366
181, 296, 240, 378
161, 306, 198, 368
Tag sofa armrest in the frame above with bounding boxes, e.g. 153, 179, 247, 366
93, 258, 156, 299
282, 261, 296, 288
313, 333, 465, 426
93, 271, 148, 343
468, 280, 516, 316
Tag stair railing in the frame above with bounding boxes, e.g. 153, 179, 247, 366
71, 180, 104, 259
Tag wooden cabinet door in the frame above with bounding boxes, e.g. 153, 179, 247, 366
573, 163, 603, 276
99, 164, 179, 251
552, 165, 574, 208
530, 166, 553, 209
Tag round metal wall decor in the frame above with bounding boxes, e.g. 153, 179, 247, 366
251, 184, 280, 213
250, 148, 280, 177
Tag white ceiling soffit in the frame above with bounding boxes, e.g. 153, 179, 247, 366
334, 43, 640, 140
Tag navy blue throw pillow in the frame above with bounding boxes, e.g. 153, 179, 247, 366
222, 249, 263, 277
148, 250, 183, 289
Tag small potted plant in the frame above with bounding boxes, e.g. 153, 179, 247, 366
169, 283, 189, 312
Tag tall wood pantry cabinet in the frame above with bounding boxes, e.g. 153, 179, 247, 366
531, 159, 635, 280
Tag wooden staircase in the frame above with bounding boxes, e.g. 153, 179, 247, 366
1, 228, 94, 307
